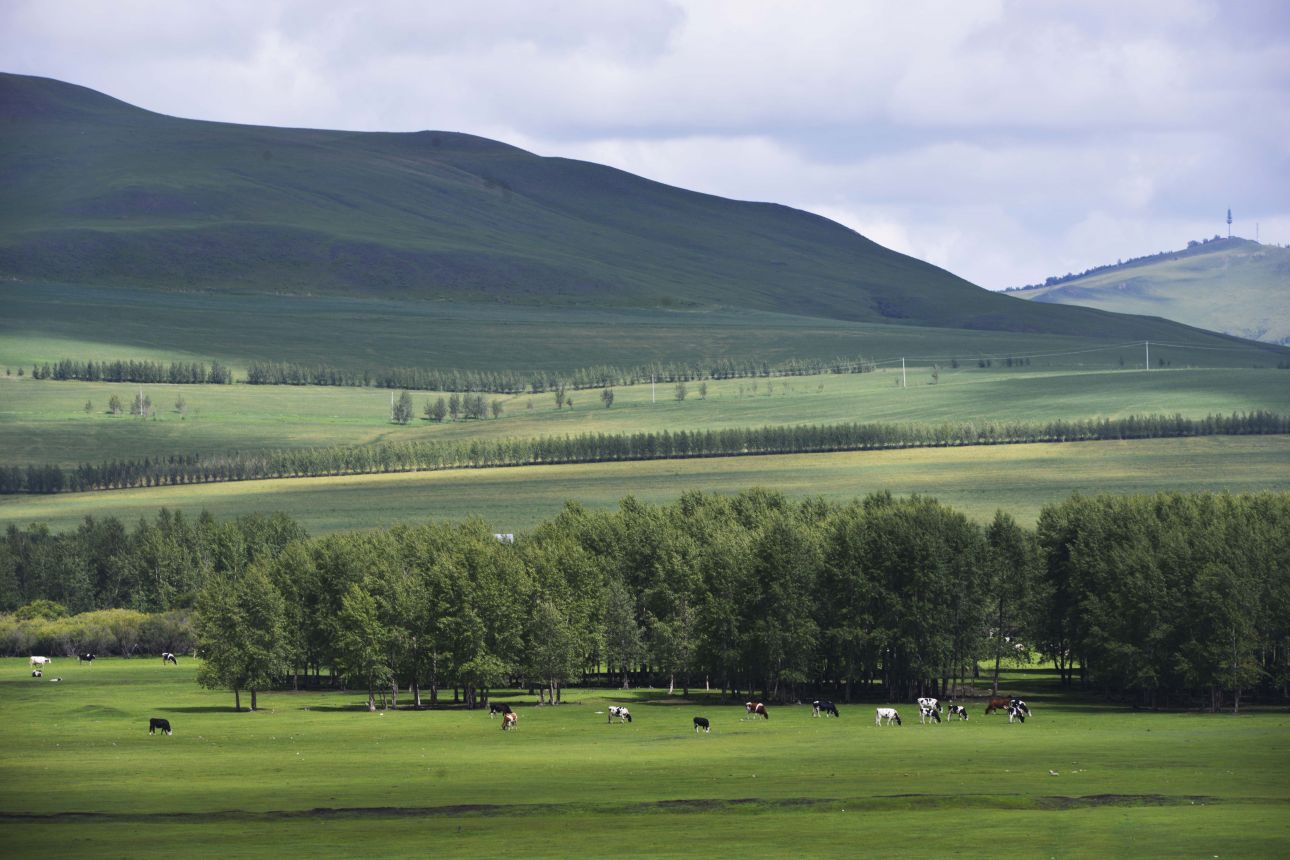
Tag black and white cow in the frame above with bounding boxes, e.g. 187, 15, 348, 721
488, 702, 513, 718
162, 652, 178, 665
1007, 704, 1026, 724
812, 700, 839, 717
946, 704, 969, 721
608, 705, 633, 723
1010, 698, 1031, 718
148, 718, 172, 736
693, 716, 711, 733
919, 704, 942, 724
78, 653, 95, 664
31, 669, 42, 678
875, 707, 902, 726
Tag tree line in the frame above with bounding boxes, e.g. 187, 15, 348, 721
27, 359, 233, 384
3, 490, 1287, 712
3, 410, 1288, 495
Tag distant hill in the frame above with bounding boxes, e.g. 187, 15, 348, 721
0, 72, 1277, 348
1009, 238, 1290, 345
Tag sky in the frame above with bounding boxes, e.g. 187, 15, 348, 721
3, 0, 1288, 289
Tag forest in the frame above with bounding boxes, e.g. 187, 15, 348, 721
3, 489, 1287, 713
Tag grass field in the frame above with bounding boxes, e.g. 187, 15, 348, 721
4, 366, 1289, 468
3, 436, 1286, 534
1, 658, 1287, 858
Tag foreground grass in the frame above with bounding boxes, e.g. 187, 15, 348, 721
2, 436, 1286, 534
1, 659, 1287, 858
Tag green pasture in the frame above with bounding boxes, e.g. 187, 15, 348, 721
1, 659, 1287, 858
3, 365, 1289, 468
3, 436, 1286, 535
5, 282, 1285, 377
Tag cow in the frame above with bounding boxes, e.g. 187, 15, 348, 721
1010, 698, 1032, 718
946, 704, 969, 721
984, 696, 1010, 715
693, 716, 711, 733
78, 653, 95, 664
31, 669, 42, 678
162, 652, 178, 665
1007, 704, 1026, 724
30, 656, 50, 668
148, 718, 172, 735
919, 704, 942, 724
917, 696, 940, 713
501, 711, 518, 731
745, 701, 769, 720
608, 705, 633, 724
488, 702, 513, 718
875, 707, 902, 726
812, 700, 839, 718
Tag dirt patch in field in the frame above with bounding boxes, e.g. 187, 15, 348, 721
0, 794, 1229, 824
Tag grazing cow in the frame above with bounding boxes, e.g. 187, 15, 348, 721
78, 653, 95, 664
693, 716, 711, 733
31, 669, 42, 678
488, 702, 513, 718
162, 652, 178, 665
148, 717, 172, 735
501, 711, 518, 731
812, 700, 839, 718
919, 704, 942, 724
946, 704, 969, 721
1007, 704, 1026, 724
745, 701, 769, 720
917, 696, 940, 713
30, 656, 50, 668
875, 707, 902, 726
984, 696, 1011, 715
607, 705, 633, 724
1010, 698, 1032, 718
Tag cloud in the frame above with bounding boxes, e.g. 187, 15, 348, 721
1, 0, 1286, 289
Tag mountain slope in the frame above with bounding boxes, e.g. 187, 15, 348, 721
1010, 238, 1290, 345
0, 72, 1277, 348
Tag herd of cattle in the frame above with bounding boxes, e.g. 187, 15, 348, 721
22, 655, 1034, 736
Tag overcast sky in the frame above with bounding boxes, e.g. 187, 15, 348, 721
3, 0, 1288, 288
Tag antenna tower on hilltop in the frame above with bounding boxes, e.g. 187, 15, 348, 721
1227, 208, 1233, 238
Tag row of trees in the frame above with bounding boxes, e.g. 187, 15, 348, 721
236, 355, 880, 392
28, 359, 233, 384
6, 491, 1288, 711
0, 603, 192, 659
4, 411, 1288, 495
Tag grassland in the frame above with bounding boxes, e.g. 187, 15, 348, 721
3, 436, 1286, 535
1, 658, 1287, 858
4, 364, 1289, 468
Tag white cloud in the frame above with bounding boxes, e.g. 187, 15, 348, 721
1, 0, 1286, 290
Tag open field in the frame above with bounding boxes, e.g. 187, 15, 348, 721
3, 366, 1289, 468
1, 659, 1287, 858
5, 282, 1286, 377
3, 436, 1286, 534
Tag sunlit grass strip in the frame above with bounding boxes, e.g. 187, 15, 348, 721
6, 410, 1289, 494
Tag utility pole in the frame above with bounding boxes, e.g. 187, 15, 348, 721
901, 358, 907, 388
1227, 208, 1233, 239
1145, 340, 1149, 371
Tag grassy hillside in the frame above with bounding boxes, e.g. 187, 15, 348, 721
1011, 237, 1290, 345
1, 71, 1280, 349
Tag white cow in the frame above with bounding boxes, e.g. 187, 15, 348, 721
30, 656, 51, 668
875, 707, 902, 726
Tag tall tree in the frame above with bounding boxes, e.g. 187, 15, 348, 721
194, 565, 291, 711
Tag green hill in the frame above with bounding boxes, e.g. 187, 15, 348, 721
1009, 237, 1290, 345
0, 71, 1273, 350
